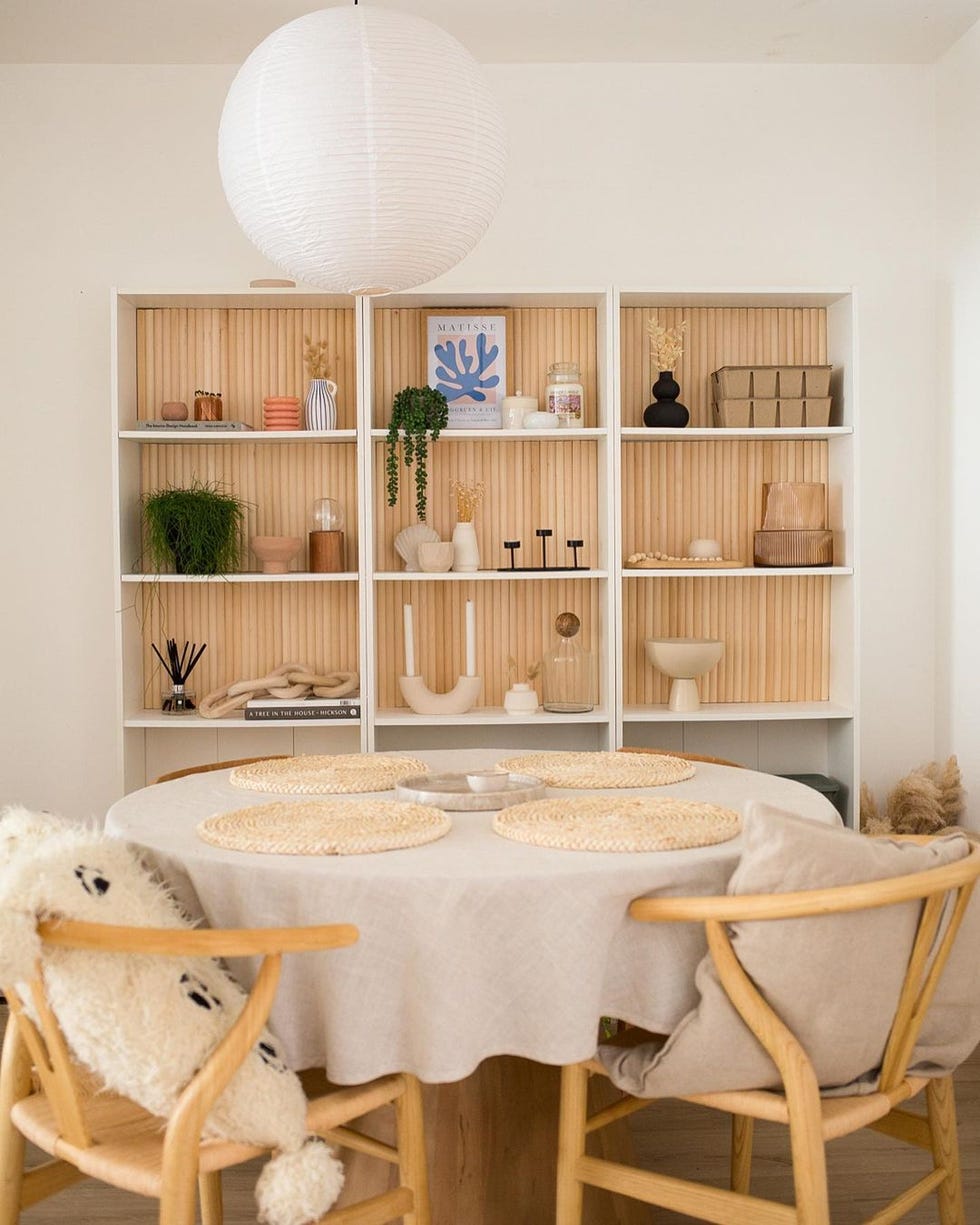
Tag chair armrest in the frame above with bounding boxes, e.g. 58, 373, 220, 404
38, 918, 359, 957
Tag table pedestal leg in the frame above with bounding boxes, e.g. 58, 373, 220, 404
310, 1058, 652, 1225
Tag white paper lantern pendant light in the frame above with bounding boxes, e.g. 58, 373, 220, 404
218, 3, 507, 296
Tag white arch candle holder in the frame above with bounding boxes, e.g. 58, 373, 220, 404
398, 600, 482, 715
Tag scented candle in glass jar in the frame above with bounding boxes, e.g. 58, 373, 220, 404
545, 362, 584, 427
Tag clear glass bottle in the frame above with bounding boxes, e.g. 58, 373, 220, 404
545, 361, 584, 428
542, 612, 595, 712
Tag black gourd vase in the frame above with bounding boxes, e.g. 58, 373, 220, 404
643, 371, 689, 428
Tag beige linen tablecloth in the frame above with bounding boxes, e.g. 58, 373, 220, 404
104, 749, 840, 1085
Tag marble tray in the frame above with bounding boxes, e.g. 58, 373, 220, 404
395, 772, 545, 811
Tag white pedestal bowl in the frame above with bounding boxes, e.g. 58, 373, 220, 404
644, 638, 724, 712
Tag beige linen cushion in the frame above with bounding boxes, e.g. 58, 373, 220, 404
600, 802, 979, 1100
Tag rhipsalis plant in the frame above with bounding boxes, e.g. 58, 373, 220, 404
141, 479, 246, 575
385, 386, 449, 522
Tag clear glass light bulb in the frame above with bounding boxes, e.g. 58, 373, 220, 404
312, 498, 344, 531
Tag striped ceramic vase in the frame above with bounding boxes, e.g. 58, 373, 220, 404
304, 379, 338, 431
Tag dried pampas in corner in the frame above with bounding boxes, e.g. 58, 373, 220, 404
860, 755, 965, 837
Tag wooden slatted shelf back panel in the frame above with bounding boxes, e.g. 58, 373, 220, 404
136, 583, 360, 711
624, 576, 831, 705
135, 307, 358, 429
620, 306, 829, 428
138, 443, 359, 570
375, 579, 601, 709
371, 307, 599, 428
621, 439, 830, 561
372, 440, 599, 572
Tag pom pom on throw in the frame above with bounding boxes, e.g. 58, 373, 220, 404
255, 1140, 345, 1225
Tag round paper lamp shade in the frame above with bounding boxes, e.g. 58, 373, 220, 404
218, 6, 507, 296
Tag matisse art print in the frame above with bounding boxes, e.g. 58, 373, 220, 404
427, 314, 507, 428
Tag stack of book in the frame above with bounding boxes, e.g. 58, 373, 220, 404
137, 420, 254, 431
244, 696, 360, 721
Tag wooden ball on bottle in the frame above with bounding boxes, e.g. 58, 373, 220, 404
555, 612, 581, 639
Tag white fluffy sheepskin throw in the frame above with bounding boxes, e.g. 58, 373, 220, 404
0, 806, 344, 1225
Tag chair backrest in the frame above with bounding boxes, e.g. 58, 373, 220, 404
2, 919, 357, 1151
154, 755, 289, 784
629, 841, 980, 1097
617, 747, 743, 768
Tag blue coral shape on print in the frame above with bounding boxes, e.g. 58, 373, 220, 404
434, 333, 500, 403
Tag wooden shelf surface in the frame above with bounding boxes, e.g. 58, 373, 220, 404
122, 573, 358, 583
120, 429, 357, 443
371, 428, 607, 440
373, 707, 610, 726
621, 567, 853, 578
125, 712, 361, 729
623, 702, 853, 723
620, 427, 852, 440
375, 570, 608, 582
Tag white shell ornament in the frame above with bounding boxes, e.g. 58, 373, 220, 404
394, 523, 440, 571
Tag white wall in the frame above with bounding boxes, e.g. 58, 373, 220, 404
938, 24, 980, 826
0, 61, 938, 819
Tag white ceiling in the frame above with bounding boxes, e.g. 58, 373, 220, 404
1, 0, 978, 65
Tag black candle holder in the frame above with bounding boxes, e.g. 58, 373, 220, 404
496, 529, 589, 572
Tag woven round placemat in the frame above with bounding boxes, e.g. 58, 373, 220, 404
197, 800, 451, 855
229, 754, 429, 795
497, 751, 695, 790
492, 797, 740, 853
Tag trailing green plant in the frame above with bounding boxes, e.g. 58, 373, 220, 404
141, 479, 246, 575
385, 386, 449, 522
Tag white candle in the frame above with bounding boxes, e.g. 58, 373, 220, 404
403, 603, 416, 676
465, 600, 476, 676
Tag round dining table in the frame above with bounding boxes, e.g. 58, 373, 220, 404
105, 749, 841, 1225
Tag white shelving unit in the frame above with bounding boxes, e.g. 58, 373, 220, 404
112, 285, 859, 820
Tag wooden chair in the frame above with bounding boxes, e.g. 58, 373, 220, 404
617, 746, 744, 769
153, 755, 289, 784
0, 919, 429, 1225
556, 842, 980, 1225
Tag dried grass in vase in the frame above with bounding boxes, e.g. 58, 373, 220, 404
450, 479, 485, 522
646, 315, 688, 374
303, 334, 331, 380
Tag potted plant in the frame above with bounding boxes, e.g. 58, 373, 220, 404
385, 386, 449, 522
141, 479, 246, 575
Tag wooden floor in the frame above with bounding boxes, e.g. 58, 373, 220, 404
7, 1002, 978, 1223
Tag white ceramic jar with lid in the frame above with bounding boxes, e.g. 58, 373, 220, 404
545, 361, 584, 428
500, 391, 537, 430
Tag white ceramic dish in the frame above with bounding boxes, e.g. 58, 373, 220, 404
466, 769, 511, 793
395, 773, 546, 811
522, 411, 559, 430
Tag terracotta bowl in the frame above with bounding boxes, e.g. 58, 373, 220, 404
250, 535, 302, 574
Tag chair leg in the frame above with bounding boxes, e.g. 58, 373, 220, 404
395, 1075, 430, 1225
198, 1170, 223, 1225
927, 1076, 965, 1225
556, 1064, 589, 1225
0, 1016, 31, 1225
786, 1100, 830, 1225
730, 1114, 753, 1194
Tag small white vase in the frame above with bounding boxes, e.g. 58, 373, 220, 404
305, 378, 338, 430
503, 682, 539, 716
451, 521, 480, 572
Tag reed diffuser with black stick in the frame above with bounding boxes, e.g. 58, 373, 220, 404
153, 638, 207, 714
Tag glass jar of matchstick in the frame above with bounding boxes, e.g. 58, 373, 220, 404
161, 684, 196, 715
154, 637, 207, 715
